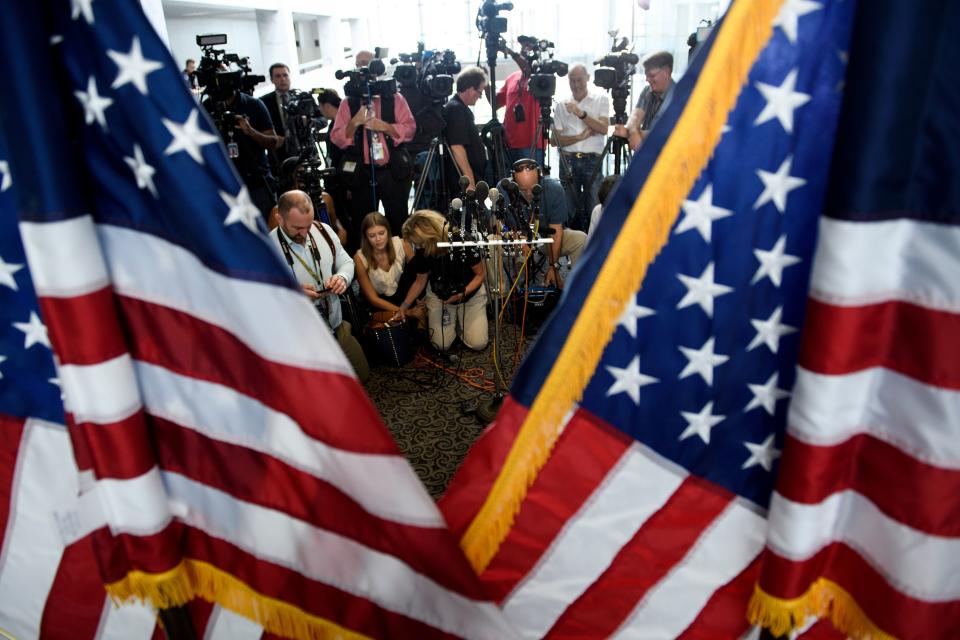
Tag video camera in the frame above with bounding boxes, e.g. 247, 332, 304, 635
516, 35, 568, 100
391, 43, 462, 102
593, 36, 638, 123
195, 34, 264, 100
335, 58, 397, 101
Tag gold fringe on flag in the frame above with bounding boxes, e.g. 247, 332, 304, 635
459, 0, 788, 575
106, 559, 372, 640
748, 580, 897, 640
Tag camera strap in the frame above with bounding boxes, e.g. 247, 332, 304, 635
347, 94, 398, 156
277, 226, 325, 287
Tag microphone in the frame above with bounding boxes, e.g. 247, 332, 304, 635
474, 180, 489, 203
531, 183, 543, 201
449, 197, 464, 212
458, 175, 471, 196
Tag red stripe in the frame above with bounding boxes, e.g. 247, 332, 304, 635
0, 414, 25, 548
545, 475, 734, 638
70, 409, 157, 480
152, 416, 489, 599
439, 395, 532, 537
676, 556, 760, 640
180, 527, 459, 639
777, 432, 960, 536
39, 534, 107, 640
93, 525, 185, 583
799, 299, 960, 388
471, 408, 632, 602
38, 287, 127, 365
115, 295, 392, 454
759, 545, 960, 639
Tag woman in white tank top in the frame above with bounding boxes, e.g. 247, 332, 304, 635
354, 212, 427, 324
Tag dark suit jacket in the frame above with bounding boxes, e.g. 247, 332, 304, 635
260, 90, 283, 135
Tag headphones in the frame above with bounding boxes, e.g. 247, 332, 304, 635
511, 157, 542, 181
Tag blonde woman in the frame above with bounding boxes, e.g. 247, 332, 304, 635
353, 212, 426, 325
401, 210, 488, 353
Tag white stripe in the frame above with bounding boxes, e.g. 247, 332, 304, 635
94, 471, 517, 640
767, 490, 960, 602
94, 467, 173, 536
97, 224, 353, 376
59, 354, 141, 425
612, 500, 766, 639
502, 443, 686, 639
96, 596, 157, 640
790, 367, 960, 470
204, 605, 263, 640
136, 361, 444, 527
810, 217, 960, 312
0, 420, 75, 639
19, 216, 110, 297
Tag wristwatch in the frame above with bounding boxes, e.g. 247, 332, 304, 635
577, 112, 587, 120
552, 261, 561, 269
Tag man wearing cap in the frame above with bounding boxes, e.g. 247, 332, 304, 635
553, 63, 610, 232
511, 158, 586, 288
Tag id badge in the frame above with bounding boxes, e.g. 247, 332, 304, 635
371, 135, 385, 162
227, 142, 239, 158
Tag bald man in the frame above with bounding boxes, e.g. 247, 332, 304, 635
553, 63, 610, 231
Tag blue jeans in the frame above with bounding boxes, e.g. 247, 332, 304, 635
560, 153, 602, 231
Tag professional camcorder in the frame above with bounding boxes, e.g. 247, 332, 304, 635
195, 34, 264, 100
392, 44, 462, 102
515, 35, 568, 100
335, 58, 397, 100
593, 36, 638, 125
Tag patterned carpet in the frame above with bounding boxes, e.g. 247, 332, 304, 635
362, 320, 537, 499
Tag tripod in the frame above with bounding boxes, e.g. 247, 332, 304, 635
589, 86, 631, 185
412, 135, 451, 211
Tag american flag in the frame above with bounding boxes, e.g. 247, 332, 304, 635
0, 1, 515, 638
751, 1, 960, 638
441, 0, 856, 636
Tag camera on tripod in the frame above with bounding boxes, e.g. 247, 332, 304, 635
477, 0, 512, 38
335, 59, 397, 100
391, 44, 462, 102
516, 35, 568, 100
593, 36, 638, 124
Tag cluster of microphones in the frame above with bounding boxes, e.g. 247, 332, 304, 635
446, 175, 549, 244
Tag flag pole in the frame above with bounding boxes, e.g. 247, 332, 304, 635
158, 606, 197, 640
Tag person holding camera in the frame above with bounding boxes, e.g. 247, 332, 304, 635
496, 39, 547, 166
202, 81, 278, 219
553, 64, 610, 232
401, 210, 488, 354
615, 51, 675, 151
269, 190, 369, 382
511, 158, 586, 289
329, 63, 416, 247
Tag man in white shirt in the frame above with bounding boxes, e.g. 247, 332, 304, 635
553, 64, 610, 231
269, 190, 369, 382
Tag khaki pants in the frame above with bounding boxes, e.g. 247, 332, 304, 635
335, 321, 370, 383
425, 285, 489, 352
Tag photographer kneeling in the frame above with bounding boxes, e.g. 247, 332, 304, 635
402, 211, 488, 353
270, 190, 369, 382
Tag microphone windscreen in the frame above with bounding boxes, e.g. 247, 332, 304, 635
450, 197, 463, 210
488, 188, 501, 202
475, 180, 489, 201
531, 183, 543, 199
458, 175, 470, 191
